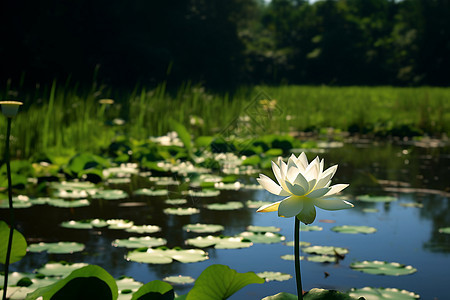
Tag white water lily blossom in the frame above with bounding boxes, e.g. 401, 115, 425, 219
256, 153, 353, 224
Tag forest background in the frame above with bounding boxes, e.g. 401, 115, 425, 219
1, 0, 449, 91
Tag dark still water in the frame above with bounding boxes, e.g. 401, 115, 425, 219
3, 141, 450, 299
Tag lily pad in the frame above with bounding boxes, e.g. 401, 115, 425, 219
238, 232, 285, 244
103, 166, 139, 178
284, 241, 311, 247
163, 275, 195, 285
183, 223, 224, 233
438, 227, 450, 234
300, 225, 323, 231
36, 262, 89, 277
0, 195, 33, 209
362, 208, 379, 213
52, 189, 89, 199
356, 195, 398, 203
106, 177, 132, 184
302, 246, 349, 256
349, 287, 420, 299
91, 189, 129, 200
399, 202, 424, 208
112, 236, 167, 248
206, 201, 244, 210
280, 254, 304, 261
165, 198, 188, 205
47, 198, 90, 208
28, 242, 85, 254
50, 181, 96, 190
214, 182, 242, 190
331, 225, 377, 234
126, 247, 209, 264
133, 188, 169, 196
246, 200, 272, 208
306, 255, 336, 263
125, 225, 161, 234
107, 219, 134, 230
61, 219, 108, 229
246, 225, 281, 233
183, 189, 220, 197
186, 236, 252, 249
256, 271, 292, 282
350, 260, 417, 276
164, 207, 200, 215
116, 277, 142, 295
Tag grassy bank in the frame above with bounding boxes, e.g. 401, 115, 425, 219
1, 84, 449, 158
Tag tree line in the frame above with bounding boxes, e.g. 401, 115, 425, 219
1, 0, 449, 90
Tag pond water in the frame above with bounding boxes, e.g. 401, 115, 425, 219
2, 141, 449, 299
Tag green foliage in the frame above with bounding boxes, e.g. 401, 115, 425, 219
185, 264, 264, 300
131, 280, 174, 300
25, 265, 118, 300
0, 220, 27, 264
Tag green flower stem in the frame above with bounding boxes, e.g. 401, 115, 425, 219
2, 118, 14, 300
294, 217, 303, 300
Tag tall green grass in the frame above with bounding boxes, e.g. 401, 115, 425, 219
1, 83, 449, 159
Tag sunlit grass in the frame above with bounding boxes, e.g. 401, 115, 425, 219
1, 83, 449, 158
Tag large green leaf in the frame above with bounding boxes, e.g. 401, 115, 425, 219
170, 120, 192, 156
25, 265, 118, 300
185, 264, 264, 300
0, 221, 27, 264
131, 280, 174, 300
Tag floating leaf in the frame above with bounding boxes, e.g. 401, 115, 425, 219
0, 221, 27, 264
133, 188, 169, 196
356, 195, 397, 203
183, 223, 224, 233
50, 181, 96, 190
163, 275, 195, 285
130, 280, 174, 300
183, 189, 220, 197
107, 219, 134, 230
126, 248, 209, 264
47, 198, 90, 208
256, 271, 292, 282
238, 232, 285, 244
300, 225, 323, 231
36, 262, 89, 277
362, 208, 379, 213
0, 195, 32, 209
185, 264, 264, 300
112, 236, 167, 248
399, 202, 424, 208
52, 189, 89, 199
103, 166, 138, 178
106, 177, 131, 184
165, 198, 188, 205
185, 236, 252, 249
164, 207, 200, 215
302, 246, 348, 256
349, 287, 420, 299
261, 292, 297, 300
116, 277, 142, 294
280, 255, 304, 261
246, 200, 271, 208
206, 201, 244, 210
331, 225, 377, 234
306, 255, 336, 263
28, 242, 85, 254
438, 227, 450, 234
303, 288, 357, 300
125, 225, 161, 234
91, 189, 129, 200
214, 182, 241, 190
25, 265, 118, 300
350, 260, 417, 276
60, 219, 108, 229
284, 241, 311, 247
246, 225, 280, 233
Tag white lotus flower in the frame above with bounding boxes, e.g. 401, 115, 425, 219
256, 153, 353, 224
